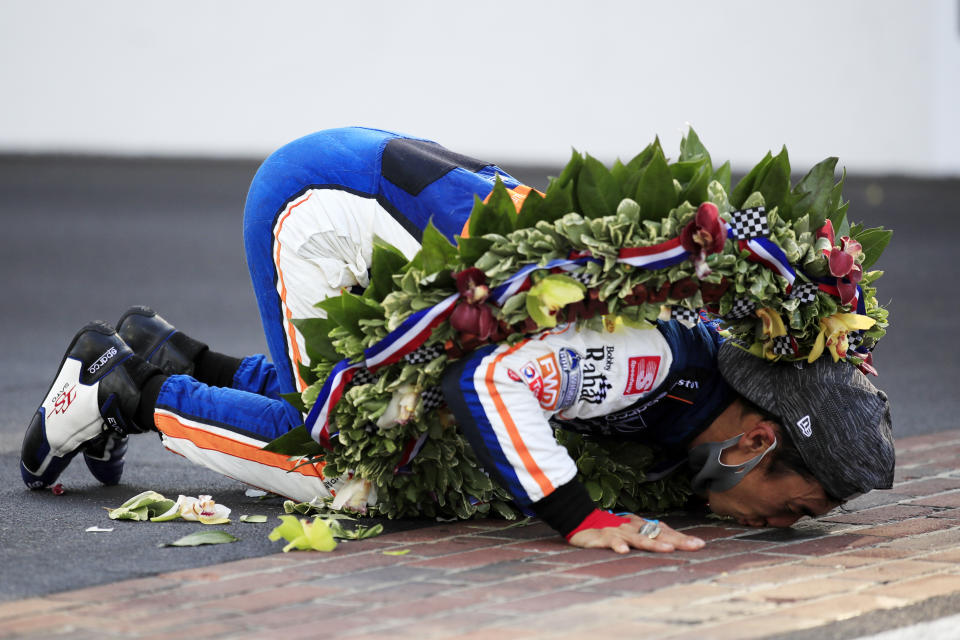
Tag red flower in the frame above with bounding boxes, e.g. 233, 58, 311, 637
816, 219, 836, 248
670, 278, 699, 299
681, 202, 726, 256
646, 282, 670, 303
454, 267, 490, 304
450, 301, 497, 340
700, 278, 731, 304
857, 350, 878, 377
828, 236, 864, 306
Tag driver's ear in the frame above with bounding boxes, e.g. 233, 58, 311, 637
740, 419, 778, 454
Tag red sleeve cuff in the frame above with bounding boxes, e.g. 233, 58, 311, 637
564, 509, 631, 540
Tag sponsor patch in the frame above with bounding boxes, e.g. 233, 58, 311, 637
624, 356, 661, 396
556, 348, 581, 410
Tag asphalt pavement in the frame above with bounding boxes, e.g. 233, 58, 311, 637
0, 154, 956, 603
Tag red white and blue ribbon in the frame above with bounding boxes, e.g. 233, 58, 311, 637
730, 233, 797, 288
617, 237, 687, 270
305, 359, 364, 446
364, 293, 460, 371
490, 257, 597, 305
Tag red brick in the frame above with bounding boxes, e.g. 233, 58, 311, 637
682, 552, 786, 576
856, 518, 956, 537
297, 549, 412, 576
471, 522, 557, 540
687, 538, 776, 559
895, 445, 960, 465
204, 584, 336, 614
453, 574, 588, 602
47, 575, 180, 603
492, 589, 609, 614
539, 547, 631, 564
233, 602, 363, 628
176, 571, 297, 599
363, 595, 478, 620
882, 526, 960, 550
895, 432, 960, 450
344, 580, 455, 605
407, 547, 536, 570
500, 537, 571, 553
893, 478, 960, 497
443, 560, 559, 584
820, 504, 934, 525
590, 568, 701, 593
909, 491, 960, 508
772, 534, 886, 556
560, 555, 685, 578
929, 509, 960, 519
674, 525, 749, 541
398, 536, 503, 558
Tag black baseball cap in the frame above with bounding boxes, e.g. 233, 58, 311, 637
717, 341, 894, 501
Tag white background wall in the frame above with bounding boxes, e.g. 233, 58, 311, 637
1, 1, 957, 174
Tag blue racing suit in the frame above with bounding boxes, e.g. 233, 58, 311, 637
151, 127, 734, 536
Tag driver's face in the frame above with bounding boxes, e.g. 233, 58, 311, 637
705, 468, 838, 528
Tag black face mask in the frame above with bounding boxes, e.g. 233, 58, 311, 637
688, 434, 777, 494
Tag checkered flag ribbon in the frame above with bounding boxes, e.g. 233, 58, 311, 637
350, 368, 379, 386
404, 342, 445, 365
789, 281, 819, 304
728, 207, 770, 240
419, 386, 446, 411
724, 298, 757, 321
671, 306, 701, 328
772, 335, 794, 356
566, 269, 593, 287
848, 330, 864, 347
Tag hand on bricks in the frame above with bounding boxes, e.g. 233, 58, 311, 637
567, 514, 705, 554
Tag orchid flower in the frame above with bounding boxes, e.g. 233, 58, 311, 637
175, 494, 231, 525
680, 202, 726, 277
268, 515, 337, 552
376, 384, 419, 429
331, 476, 378, 514
807, 313, 876, 363
828, 236, 864, 307
756, 307, 788, 360
525, 274, 586, 328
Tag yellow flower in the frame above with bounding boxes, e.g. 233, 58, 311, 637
756, 308, 787, 360
525, 274, 586, 328
807, 313, 876, 363
268, 515, 337, 552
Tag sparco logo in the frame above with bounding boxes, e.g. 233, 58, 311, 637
88, 346, 118, 375
796, 415, 813, 437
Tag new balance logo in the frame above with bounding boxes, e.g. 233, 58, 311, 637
88, 346, 118, 375
796, 415, 812, 437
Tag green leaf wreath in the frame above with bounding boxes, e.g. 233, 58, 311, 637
267, 128, 891, 521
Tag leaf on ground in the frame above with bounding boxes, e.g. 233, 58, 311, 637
382, 549, 411, 556
160, 530, 239, 547
239, 515, 268, 523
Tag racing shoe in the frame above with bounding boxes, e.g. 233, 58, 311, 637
82, 432, 129, 486
116, 305, 204, 377
20, 322, 156, 489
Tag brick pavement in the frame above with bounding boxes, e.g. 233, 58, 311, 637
4, 431, 960, 639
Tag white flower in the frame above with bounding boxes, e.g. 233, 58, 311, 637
376, 384, 419, 429
330, 477, 378, 514
177, 494, 231, 524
